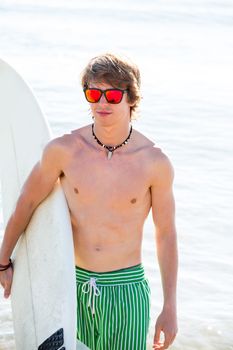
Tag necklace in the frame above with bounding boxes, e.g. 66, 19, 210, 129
91, 123, 133, 160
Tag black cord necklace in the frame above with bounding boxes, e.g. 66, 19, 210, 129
91, 123, 133, 160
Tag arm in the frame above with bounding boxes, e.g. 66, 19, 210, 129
151, 152, 178, 349
0, 139, 63, 297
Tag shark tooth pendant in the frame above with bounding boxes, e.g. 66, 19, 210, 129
107, 147, 114, 160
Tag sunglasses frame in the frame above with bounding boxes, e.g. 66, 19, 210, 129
83, 87, 128, 104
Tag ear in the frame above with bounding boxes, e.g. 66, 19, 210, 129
128, 100, 135, 107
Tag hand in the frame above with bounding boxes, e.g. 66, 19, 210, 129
0, 266, 13, 298
153, 306, 178, 349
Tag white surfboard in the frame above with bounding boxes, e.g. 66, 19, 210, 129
0, 58, 89, 350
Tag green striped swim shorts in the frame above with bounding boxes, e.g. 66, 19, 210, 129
76, 263, 151, 350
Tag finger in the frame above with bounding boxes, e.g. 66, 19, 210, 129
4, 285, 11, 298
0, 280, 4, 288
170, 333, 177, 346
153, 343, 165, 350
4, 279, 12, 299
163, 332, 174, 349
154, 325, 162, 344
153, 343, 163, 349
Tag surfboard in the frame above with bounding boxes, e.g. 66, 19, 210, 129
0, 58, 89, 349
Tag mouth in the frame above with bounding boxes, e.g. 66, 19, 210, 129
96, 111, 112, 116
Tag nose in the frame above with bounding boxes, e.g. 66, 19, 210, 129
98, 93, 108, 104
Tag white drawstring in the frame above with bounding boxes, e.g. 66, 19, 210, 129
81, 277, 101, 315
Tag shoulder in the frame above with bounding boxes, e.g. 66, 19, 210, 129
42, 124, 91, 156
133, 129, 174, 186
149, 148, 174, 188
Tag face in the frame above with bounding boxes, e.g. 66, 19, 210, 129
85, 82, 133, 125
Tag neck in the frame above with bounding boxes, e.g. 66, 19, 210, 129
93, 121, 132, 147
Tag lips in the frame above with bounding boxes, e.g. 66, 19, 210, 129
96, 111, 112, 116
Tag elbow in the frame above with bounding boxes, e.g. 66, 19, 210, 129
156, 227, 177, 245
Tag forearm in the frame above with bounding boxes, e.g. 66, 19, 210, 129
156, 229, 178, 309
0, 195, 35, 264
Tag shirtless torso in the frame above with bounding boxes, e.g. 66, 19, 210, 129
58, 124, 159, 272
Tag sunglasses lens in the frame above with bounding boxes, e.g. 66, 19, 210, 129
85, 89, 101, 103
105, 90, 123, 104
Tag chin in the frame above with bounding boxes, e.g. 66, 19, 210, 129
94, 116, 115, 125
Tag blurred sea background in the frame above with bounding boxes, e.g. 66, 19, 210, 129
0, 0, 233, 349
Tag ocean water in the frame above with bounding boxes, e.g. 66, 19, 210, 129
0, 0, 233, 349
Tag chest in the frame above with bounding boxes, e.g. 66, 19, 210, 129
63, 152, 151, 208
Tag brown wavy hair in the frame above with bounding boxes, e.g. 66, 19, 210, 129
81, 53, 141, 119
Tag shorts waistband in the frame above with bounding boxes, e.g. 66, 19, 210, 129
75, 263, 145, 286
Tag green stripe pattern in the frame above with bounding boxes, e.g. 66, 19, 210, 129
76, 264, 151, 349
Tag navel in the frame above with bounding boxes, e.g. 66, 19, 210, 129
131, 198, 137, 204
74, 187, 79, 194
